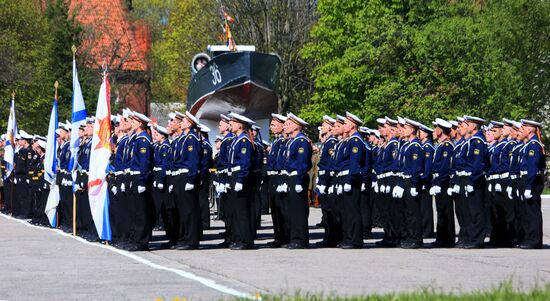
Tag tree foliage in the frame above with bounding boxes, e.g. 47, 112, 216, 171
301, 0, 550, 130
0, 0, 93, 134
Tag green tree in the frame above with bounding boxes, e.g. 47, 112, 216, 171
0, 1, 54, 134
301, 0, 550, 130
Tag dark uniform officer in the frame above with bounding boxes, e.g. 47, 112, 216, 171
226, 112, 256, 250
358, 126, 373, 238
516, 119, 545, 249
279, 113, 312, 249
430, 118, 455, 247
394, 119, 424, 248
76, 119, 97, 241
13, 131, 35, 218
454, 115, 487, 249
419, 124, 434, 238
171, 111, 202, 250
151, 124, 177, 248
316, 115, 338, 246
333, 112, 365, 249
215, 114, 235, 246
57, 124, 73, 232
375, 117, 401, 247
30, 139, 48, 226
486, 121, 514, 247
198, 124, 214, 230
266, 113, 289, 247
125, 112, 154, 251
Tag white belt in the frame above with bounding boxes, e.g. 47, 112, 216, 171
153, 167, 162, 171
401, 175, 411, 179
487, 174, 500, 180
79, 170, 88, 175
267, 171, 278, 176
318, 170, 326, 176
456, 171, 471, 176
129, 171, 140, 175
114, 171, 124, 176
511, 175, 518, 180
432, 173, 439, 179
329, 171, 335, 177
288, 171, 298, 176
500, 172, 509, 179
337, 170, 349, 177
124, 168, 130, 174
172, 168, 189, 176
231, 166, 241, 172
166, 170, 172, 176
218, 168, 229, 174
520, 171, 542, 176
280, 171, 289, 176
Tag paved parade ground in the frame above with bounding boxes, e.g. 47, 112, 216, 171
1, 198, 549, 300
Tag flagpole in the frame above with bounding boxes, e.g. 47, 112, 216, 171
71, 45, 77, 236
9, 91, 15, 216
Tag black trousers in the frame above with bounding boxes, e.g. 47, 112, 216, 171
325, 178, 343, 246
117, 175, 133, 243
174, 174, 202, 247
127, 179, 154, 248
251, 171, 262, 231
59, 174, 74, 229
489, 179, 516, 247
14, 176, 32, 218
108, 175, 120, 242
228, 176, 254, 246
152, 184, 177, 244
402, 184, 423, 245
259, 173, 270, 214
517, 176, 543, 247
285, 175, 310, 246
359, 185, 373, 235
31, 185, 48, 226
198, 173, 211, 229
337, 179, 363, 247
434, 184, 455, 246
385, 176, 403, 244
420, 186, 434, 238
76, 174, 98, 239
456, 178, 486, 245
269, 174, 289, 244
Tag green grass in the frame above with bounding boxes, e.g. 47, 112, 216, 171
543, 187, 550, 195
247, 282, 550, 301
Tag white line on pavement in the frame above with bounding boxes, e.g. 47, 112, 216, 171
0, 213, 258, 300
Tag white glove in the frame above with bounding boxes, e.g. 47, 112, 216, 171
157, 183, 164, 190
373, 182, 379, 193
371, 181, 377, 188
453, 184, 460, 194
138, 186, 146, 193
26, 179, 30, 184
317, 185, 326, 194
235, 182, 243, 192
344, 184, 351, 192
74, 183, 81, 190
169, 185, 174, 192
447, 187, 454, 196
385, 185, 391, 194
433, 185, 441, 195
111, 186, 117, 195
392, 186, 404, 198
506, 186, 513, 199
361, 183, 366, 192
13, 178, 17, 184
466, 185, 474, 192
153, 181, 157, 188
120, 183, 126, 192
328, 185, 334, 194
410, 187, 418, 197
488, 184, 492, 192
185, 183, 194, 191
295, 185, 303, 193
524, 189, 532, 200
494, 183, 502, 192
276, 185, 283, 193
283, 183, 289, 192
336, 185, 343, 195
380, 185, 386, 194
429, 186, 435, 196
